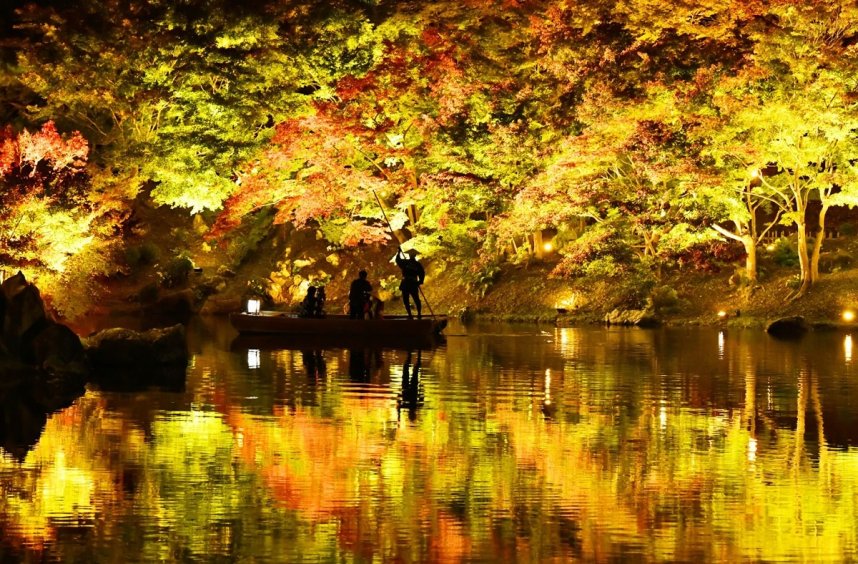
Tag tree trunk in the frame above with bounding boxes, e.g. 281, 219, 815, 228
533, 230, 544, 259
809, 204, 829, 284
743, 235, 757, 284
796, 221, 812, 296
710, 223, 757, 283
407, 204, 419, 227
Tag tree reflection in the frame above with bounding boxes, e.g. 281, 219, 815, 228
1, 329, 857, 561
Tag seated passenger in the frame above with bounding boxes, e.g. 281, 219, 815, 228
348, 270, 372, 319
369, 296, 384, 319
298, 286, 318, 318
314, 286, 327, 318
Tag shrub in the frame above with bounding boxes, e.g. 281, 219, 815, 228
649, 285, 679, 312
729, 266, 750, 287
820, 251, 853, 273
771, 238, 799, 267
160, 257, 193, 288
673, 240, 743, 272
124, 242, 159, 269
838, 222, 856, 237
605, 266, 657, 310
461, 254, 502, 298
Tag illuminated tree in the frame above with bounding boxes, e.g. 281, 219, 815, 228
0, 121, 92, 272
699, 2, 858, 295
12, 0, 313, 212
210, 113, 391, 248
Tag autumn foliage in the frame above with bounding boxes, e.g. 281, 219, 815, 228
3, 0, 858, 302
0, 122, 91, 270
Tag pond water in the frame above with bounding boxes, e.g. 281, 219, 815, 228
1, 318, 858, 562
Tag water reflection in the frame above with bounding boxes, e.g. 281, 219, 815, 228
398, 350, 424, 421
247, 348, 261, 369
1, 322, 858, 562
301, 349, 326, 382
347, 348, 385, 383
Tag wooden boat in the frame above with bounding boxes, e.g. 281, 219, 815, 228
229, 311, 447, 349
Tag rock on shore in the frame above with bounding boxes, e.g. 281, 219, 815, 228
0, 271, 189, 379
0, 271, 87, 377
84, 324, 188, 367
766, 316, 809, 339
604, 309, 661, 327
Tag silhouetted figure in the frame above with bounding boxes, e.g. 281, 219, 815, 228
302, 349, 326, 382
348, 348, 371, 382
398, 350, 423, 421
369, 295, 385, 319
395, 249, 425, 319
349, 270, 372, 319
315, 286, 327, 318
298, 286, 318, 318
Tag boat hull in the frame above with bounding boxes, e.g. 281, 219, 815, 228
229, 312, 447, 349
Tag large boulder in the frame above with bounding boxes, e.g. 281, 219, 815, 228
604, 309, 661, 327
31, 322, 88, 376
766, 316, 809, 339
1, 271, 28, 299
0, 272, 86, 377
84, 324, 188, 367
2, 274, 49, 359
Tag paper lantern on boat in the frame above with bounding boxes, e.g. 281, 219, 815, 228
247, 298, 261, 315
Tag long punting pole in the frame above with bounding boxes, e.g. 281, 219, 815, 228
371, 189, 436, 318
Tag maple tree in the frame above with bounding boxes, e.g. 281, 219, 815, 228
3, 0, 858, 304
0, 121, 91, 271
696, 2, 858, 294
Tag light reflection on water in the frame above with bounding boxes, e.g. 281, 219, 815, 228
1, 319, 857, 562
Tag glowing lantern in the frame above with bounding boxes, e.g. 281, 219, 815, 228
717, 310, 727, 318
247, 349, 261, 369
247, 299, 261, 315
843, 310, 856, 322
543, 242, 553, 253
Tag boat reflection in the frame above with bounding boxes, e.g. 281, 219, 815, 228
231, 331, 444, 352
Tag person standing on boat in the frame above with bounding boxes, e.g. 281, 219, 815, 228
348, 270, 373, 319
395, 249, 425, 319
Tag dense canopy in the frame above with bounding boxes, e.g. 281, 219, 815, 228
3, 0, 858, 312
